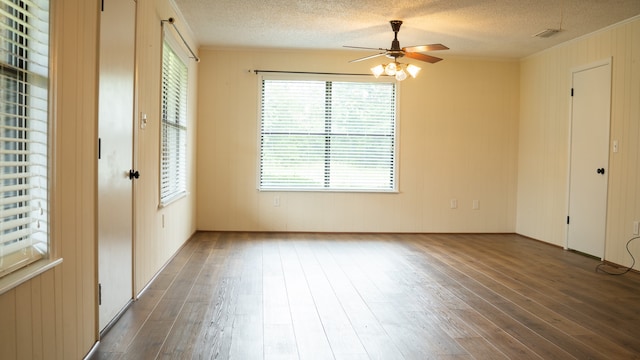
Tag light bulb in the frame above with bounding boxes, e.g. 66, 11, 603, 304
406, 64, 421, 78
384, 62, 397, 76
371, 64, 384, 78
395, 68, 407, 81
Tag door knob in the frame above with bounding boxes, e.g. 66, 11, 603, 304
129, 169, 140, 180
596, 168, 605, 174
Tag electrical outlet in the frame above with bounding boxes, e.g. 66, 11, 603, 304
274, 195, 280, 207
634, 221, 639, 236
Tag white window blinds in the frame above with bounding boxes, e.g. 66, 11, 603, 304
259, 77, 397, 191
160, 38, 187, 205
0, 0, 49, 277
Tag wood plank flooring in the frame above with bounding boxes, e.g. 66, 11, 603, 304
92, 232, 640, 359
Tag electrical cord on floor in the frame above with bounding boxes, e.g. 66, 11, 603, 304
595, 236, 640, 275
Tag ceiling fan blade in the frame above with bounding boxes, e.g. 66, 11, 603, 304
343, 45, 387, 51
403, 51, 443, 64
348, 52, 387, 63
402, 44, 449, 53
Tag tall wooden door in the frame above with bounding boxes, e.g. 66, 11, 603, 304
567, 60, 612, 259
98, 0, 136, 332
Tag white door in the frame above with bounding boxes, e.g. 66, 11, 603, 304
98, 0, 136, 331
567, 61, 612, 259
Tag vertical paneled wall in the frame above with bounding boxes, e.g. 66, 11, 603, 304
0, 0, 99, 359
196, 51, 520, 233
517, 16, 640, 268
132, 0, 198, 295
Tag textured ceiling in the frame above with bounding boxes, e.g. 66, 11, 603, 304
173, 0, 640, 59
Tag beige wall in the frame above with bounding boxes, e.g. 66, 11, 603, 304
133, 0, 198, 295
196, 50, 520, 232
517, 16, 640, 269
0, 0, 198, 358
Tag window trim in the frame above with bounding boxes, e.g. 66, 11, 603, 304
257, 73, 399, 193
0, 0, 62, 292
0, 258, 62, 295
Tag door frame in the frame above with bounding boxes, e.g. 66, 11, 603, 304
564, 57, 612, 258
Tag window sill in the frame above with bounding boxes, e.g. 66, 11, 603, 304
159, 191, 189, 209
258, 188, 400, 194
0, 258, 63, 296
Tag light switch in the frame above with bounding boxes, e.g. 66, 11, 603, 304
140, 112, 148, 129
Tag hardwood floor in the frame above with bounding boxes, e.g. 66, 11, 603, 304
93, 232, 640, 359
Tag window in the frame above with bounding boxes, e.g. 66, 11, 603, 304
259, 76, 397, 191
160, 38, 188, 205
0, 0, 50, 278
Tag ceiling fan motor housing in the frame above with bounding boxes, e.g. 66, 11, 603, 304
386, 49, 404, 60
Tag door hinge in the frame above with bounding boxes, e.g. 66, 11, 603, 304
101, 0, 104, 12
98, 138, 101, 159
571, 88, 574, 97
98, 283, 102, 305
567, 216, 570, 225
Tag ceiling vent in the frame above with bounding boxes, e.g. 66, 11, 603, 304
532, 28, 561, 38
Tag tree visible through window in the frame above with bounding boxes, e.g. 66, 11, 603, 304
259, 77, 397, 191
160, 39, 187, 205
0, 0, 50, 277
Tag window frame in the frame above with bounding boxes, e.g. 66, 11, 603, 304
159, 30, 189, 207
0, 0, 61, 293
257, 73, 399, 193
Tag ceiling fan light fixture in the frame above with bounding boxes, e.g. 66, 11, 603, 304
384, 62, 397, 76
407, 64, 421, 78
370, 62, 418, 81
371, 64, 385, 78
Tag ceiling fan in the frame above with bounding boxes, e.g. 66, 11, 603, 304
345, 20, 448, 80
346, 20, 448, 64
